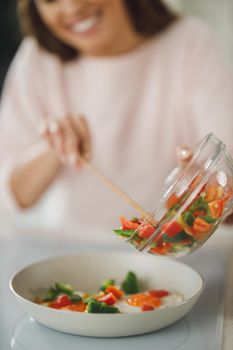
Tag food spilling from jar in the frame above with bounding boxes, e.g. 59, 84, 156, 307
114, 179, 233, 257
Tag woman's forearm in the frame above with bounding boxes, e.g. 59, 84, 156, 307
10, 142, 62, 208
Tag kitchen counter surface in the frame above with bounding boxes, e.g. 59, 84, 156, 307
0, 223, 232, 350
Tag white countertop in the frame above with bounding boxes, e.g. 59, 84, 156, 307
0, 223, 232, 350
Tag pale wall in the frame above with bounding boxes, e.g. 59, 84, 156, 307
166, 0, 233, 64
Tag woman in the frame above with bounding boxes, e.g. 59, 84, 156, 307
0, 0, 232, 242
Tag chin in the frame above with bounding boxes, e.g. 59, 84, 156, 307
72, 37, 113, 57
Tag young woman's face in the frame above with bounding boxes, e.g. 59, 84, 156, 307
35, 0, 144, 56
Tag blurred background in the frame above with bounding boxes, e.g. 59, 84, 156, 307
0, 0, 233, 94
0, 0, 20, 93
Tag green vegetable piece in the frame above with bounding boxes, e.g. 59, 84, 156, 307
55, 283, 74, 296
100, 278, 115, 291
162, 231, 194, 243
70, 295, 82, 303
83, 296, 96, 304
121, 271, 139, 294
162, 233, 180, 243
43, 296, 57, 302
189, 197, 210, 215
183, 211, 195, 226
172, 244, 191, 252
113, 229, 135, 238
199, 215, 218, 224
100, 304, 119, 313
87, 300, 103, 313
163, 204, 181, 220
87, 300, 119, 313
48, 286, 59, 299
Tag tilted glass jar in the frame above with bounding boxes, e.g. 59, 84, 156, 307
126, 133, 233, 257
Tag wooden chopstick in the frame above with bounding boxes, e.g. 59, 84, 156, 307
81, 159, 156, 224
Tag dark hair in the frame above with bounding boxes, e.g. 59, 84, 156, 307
18, 0, 177, 61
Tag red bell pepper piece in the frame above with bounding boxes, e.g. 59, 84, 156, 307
161, 221, 183, 237
120, 216, 140, 230
49, 295, 72, 309
192, 211, 206, 217
193, 217, 211, 233
105, 286, 124, 299
208, 199, 224, 218
138, 224, 155, 238
150, 242, 172, 255
141, 304, 155, 312
148, 290, 169, 298
98, 292, 117, 305
165, 193, 179, 209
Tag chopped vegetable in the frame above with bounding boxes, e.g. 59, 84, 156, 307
98, 292, 117, 305
189, 197, 210, 216
121, 271, 140, 294
166, 193, 179, 209
120, 216, 140, 230
138, 224, 155, 238
43, 283, 74, 302
193, 217, 211, 234
70, 295, 82, 303
199, 215, 217, 224
161, 221, 183, 237
205, 185, 224, 201
209, 199, 224, 218
100, 278, 115, 291
114, 177, 232, 257
55, 283, 74, 296
149, 241, 172, 255
47, 287, 59, 300
49, 295, 72, 309
183, 211, 195, 226
87, 300, 119, 313
86, 300, 102, 313
43, 296, 58, 302
141, 304, 154, 312
148, 290, 169, 298
113, 229, 134, 238
105, 286, 124, 299
36, 275, 183, 314
162, 231, 194, 244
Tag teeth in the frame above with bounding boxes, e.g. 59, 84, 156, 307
72, 16, 99, 33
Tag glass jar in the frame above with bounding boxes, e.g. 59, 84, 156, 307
126, 133, 233, 257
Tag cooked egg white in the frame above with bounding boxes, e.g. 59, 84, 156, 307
159, 292, 184, 308
41, 289, 184, 313
115, 292, 184, 314
115, 298, 141, 314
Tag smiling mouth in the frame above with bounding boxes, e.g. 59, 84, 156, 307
69, 10, 102, 34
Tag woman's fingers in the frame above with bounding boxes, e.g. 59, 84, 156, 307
73, 115, 92, 161
39, 119, 66, 162
38, 115, 91, 168
48, 120, 66, 161
62, 117, 81, 165
176, 145, 192, 169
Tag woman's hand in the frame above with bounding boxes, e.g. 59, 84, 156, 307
39, 115, 91, 168
176, 145, 192, 169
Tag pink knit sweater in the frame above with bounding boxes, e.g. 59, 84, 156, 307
0, 17, 232, 242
